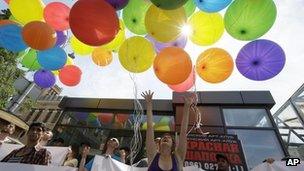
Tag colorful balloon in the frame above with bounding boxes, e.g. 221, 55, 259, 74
0, 24, 27, 52
158, 116, 170, 126
98, 113, 114, 124
92, 47, 113, 67
34, 69, 56, 88
145, 5, 187, 42
0, 20, 17, 26
154, 47, 192, 85
141, 122, 155, 130
196, 48, 234, 83
55, 31, 67, 47
9, 0, 44, 24
101, 20, 126, 52
184, 0, 196, 17
69, 0, 119, 46
119, 36, 155, 73
236, 39, 285, 81
189, 11, 224, 46
38, 47, 67, 71
168, 67, 195, 92
106, 0, 129, 10
21, 49, 41, 70
44, 2, 70, 31
150, 0, 188, 10
122, 0, 150, 35
59, 65, 82, 86
52, 57, 73, 75
155, 125, 170, 131
146, 35, 187, 53
195, 0, 231, 13
225, 0, 277, 40
22, 21, 56, 50
115, 114, 129, 123
70, 36, 94, 56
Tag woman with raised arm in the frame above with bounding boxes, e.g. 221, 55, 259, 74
141, 90, 194, 171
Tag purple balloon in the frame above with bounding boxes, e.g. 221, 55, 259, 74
106, 0, 129, 10
34, 69, 56, 88
55, 31, 67, 47
74, 112, 89, 121
236, 39, 285, 81
146, 35, 187, 53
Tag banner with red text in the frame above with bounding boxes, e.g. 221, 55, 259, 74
185, 134, 247, 171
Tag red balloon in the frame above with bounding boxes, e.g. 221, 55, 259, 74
59, 65, 82, 86
69, 0, 119, 46
98, 113, 114, 124
168, 67, 195, 92
115, 114, 129, 123
44, 2, 70, 31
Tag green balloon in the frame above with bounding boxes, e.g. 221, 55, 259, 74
184, 0, 196, 17
21, 50, 41, 70
150, 0, 189, 10
224, 0, 277, 40
123, 0, 150, 35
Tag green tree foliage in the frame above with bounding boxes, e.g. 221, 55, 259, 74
0, 48, 25, 109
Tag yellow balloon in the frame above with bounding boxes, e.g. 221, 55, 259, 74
9, 0, 44, 25
189, 11, 224, 46
101, 20, 126, 52
71, 36, 95, 56
145, 5, 187, 43
119, 36, 155, 73
155, 125, 170, 131
92, 47, 113, 67
196, 48, 234, 83
52, 57, 74, 75
141, 122, 155, 130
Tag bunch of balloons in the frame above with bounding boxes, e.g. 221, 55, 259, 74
0, 0, 285, 90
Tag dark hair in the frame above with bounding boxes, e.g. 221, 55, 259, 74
54, 138, 64, 144
71, 144, 80, 158
120, 147, 130, 153
216, 154, 229, 163
29, 122, 46, 132
102, 138, 119, 154
81, 142, 91, 148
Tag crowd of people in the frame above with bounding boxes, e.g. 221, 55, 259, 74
0, 91, 237, 171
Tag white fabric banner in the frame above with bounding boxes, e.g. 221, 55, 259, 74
0, 162, 77, 171
251, 161, 304, 171
91, 155, 205, 171
0, 143, 69, 166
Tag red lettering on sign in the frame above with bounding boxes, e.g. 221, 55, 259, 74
230, 144, 240, 153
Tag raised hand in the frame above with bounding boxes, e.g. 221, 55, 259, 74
141, 90, 154, 104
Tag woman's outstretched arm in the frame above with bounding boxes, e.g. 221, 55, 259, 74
141, 90, 157, 165
176, 94, 194, 162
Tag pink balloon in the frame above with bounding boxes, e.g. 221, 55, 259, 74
44, 2, 70, 31
168, 67, 195, 92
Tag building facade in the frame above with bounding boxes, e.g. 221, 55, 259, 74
0, 76, 64, 142
273, 83, 304, 159
53, 91, 287, 170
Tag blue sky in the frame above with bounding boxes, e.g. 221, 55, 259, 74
1, 0, 304, 113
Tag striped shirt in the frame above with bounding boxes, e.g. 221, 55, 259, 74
1, 145, 51, 165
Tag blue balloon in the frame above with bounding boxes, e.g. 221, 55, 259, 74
0, 24, 28, 52
195, 0, 232, 13
38, 47, 67, 70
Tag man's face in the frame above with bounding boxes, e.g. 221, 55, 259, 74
3, 124, 15, 135
108, 138, 119, 149
27, 126, 44, 142
218, 158, 229, 170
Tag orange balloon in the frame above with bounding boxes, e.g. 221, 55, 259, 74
92, 47, 113, 66
196, 48, 234, 83
22, 21, 56, 50
115, 114, 129, 123
154, 47, 192, 85
0, 20, 17, 26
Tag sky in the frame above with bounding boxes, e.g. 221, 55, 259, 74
1, 0, 304, 113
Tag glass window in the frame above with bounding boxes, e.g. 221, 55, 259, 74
228, 129, 284, 170
223, 108, 272, 127
277, 103, 303, 127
